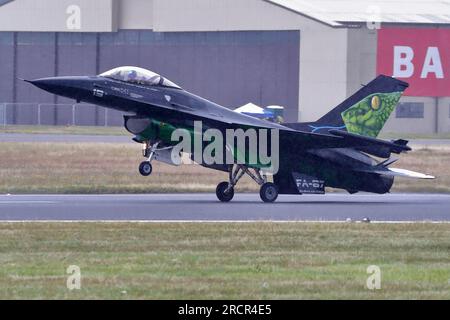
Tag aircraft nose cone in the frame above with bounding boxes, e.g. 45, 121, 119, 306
24, 76, 89, 100
27, 78, 65, 92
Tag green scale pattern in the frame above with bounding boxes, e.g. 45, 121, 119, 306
341, 92, 403, 138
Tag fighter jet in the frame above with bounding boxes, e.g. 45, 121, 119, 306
25, 66, 434, 202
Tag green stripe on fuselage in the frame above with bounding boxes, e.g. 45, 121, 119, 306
136, 118, 272, 169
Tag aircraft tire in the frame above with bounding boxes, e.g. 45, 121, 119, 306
216, 181, 234, 202
260, 182, 279, 203
139, 161, 152, 176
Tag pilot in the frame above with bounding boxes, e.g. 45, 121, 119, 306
127, 70, 138, 83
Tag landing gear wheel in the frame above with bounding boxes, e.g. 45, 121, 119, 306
260, 182, 278, 203
216, 181, 234, 202
139, 161, 152, 176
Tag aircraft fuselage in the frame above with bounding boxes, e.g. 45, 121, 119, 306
25, 68, 430, 202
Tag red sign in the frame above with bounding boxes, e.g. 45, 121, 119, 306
377, 28, 450, 97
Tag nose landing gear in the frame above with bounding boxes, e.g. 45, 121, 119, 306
139, 161, 152, 176
139, 141, 160, 177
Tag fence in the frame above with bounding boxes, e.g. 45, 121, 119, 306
0, 103, 124, 127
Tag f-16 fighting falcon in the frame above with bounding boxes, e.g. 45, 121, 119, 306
24, 66, 434, 203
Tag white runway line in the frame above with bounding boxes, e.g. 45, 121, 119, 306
0, 201, 58, 204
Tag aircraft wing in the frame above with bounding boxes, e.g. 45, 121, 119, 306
135, 96, 413, 155
131, 98, 289, 130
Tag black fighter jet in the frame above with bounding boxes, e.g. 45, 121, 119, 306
25, 66, 434, 202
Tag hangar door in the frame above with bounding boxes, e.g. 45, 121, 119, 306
1, 30, 300, 124
99, 30, 300, 122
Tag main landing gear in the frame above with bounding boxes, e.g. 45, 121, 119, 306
260, 182, 279, 203
215, 165, 279, 203
139, 141, 160, 177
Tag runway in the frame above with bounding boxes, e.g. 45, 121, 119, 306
0, 193, 449, 222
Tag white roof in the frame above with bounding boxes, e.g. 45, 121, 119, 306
266, 105, 285, 110
234, 103, 265, 114
267, 0, 450, 26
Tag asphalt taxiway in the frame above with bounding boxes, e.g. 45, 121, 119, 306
0, 193, 449, 222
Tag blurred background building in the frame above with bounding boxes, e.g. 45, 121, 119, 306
0, 0, 450, 133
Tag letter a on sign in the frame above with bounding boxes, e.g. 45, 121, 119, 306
66, 5, 81, 30
66, 265, 81, 290
421, 47, 444, 79
366, 265, 381, 290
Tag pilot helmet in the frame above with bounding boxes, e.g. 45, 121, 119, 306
128, 69, 138, 80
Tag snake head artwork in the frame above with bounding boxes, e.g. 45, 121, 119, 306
341, 92, 403, 138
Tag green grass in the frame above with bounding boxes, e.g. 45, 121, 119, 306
0, 142, 447, 194
0, 125, 128, 136
0, 222, 449, 299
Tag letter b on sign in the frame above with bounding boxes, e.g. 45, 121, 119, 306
366, 265, 381, 290
393, 46, 414, 78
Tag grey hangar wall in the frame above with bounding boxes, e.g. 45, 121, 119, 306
0, 30, 300, 125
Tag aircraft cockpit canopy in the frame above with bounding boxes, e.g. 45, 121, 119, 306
99, 66, 181, 89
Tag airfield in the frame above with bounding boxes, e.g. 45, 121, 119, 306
0, 131, 449, 222
1, 130, 450, 223
1, 193, 450, 222
0, 128, 449, 299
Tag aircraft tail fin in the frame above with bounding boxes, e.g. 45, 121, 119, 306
310, 75, 409, 138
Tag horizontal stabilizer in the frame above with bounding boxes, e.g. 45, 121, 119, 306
328, 129, 411, 156
355, 167, 435, 179
387, 168, 435, 179
392, 139, 409, 146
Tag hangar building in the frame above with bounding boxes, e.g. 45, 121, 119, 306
0, 0, 450, 134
